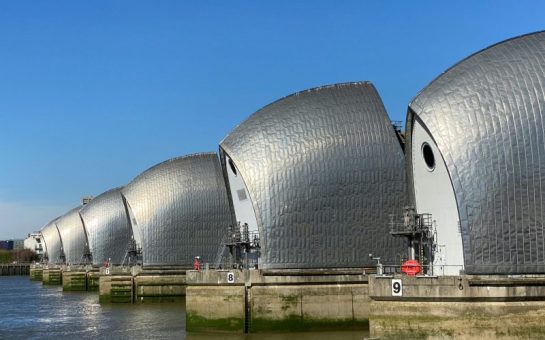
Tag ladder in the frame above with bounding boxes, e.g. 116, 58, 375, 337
214, 233, 229, 269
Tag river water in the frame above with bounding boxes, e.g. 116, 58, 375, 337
0, 277, 369, 339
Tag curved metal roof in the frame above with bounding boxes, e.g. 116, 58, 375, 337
79, 187, 133, 266
220, 82, 408, 269
55, 206, 88, 265
40, 217, 63, 264
408, 31, 545, 274
121, 153, 234, 266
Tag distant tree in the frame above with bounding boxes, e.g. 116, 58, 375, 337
11, 249, 39, 263
0, 250, 12, 263
0, 249, 39, 263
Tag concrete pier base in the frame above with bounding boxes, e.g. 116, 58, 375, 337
61, 267, 101, 291
99, 273, 134, 303
135, 272, 186, 303
62, 268, 87, 291
370, 300, 545, 339
98, 266, 187, 304
187, 284, 244, 332
29, 265, 43, 281
368, 274, 545, 339
186, 269, 369, 333
42, 267, 62, 285
87, 270, 100, 291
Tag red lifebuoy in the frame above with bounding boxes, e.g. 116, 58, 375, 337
401, 260, 421, 276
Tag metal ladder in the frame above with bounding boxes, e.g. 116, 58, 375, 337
214, 233, 229, 269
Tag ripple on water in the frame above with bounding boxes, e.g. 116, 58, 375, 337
0, 276, 368, 340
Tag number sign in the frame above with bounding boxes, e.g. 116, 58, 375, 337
391, 279, 402, 296
227, 272, 235, 283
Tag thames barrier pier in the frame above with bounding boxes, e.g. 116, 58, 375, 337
29, 264, 43, 281
98, 266, 187, 303
42, 266, 62, 285
186, 269, 369, 333
368, 275, 545, 338
61, 266, 100, 291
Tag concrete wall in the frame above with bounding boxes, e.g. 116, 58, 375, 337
186, 270, 369, 333
135, 274, 186, 303
42, 267, 62, 285
250, 284, 368, 332
369, 274, 545, 338
30, 266, 43, 281
99, 274, 133, 303
62, 270, 87, 291
87, 271, 100, 291
98, 267, 186, 304
370, 300, 545, 339
369, 275, 545, 301
186, 285, 245, 332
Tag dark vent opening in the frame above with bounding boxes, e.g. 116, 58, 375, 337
422, 142, 435, 170
228, 159, 237, 176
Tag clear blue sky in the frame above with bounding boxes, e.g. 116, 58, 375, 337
0, 1, 543, 239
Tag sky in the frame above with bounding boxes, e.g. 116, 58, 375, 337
0, 1, 544, 239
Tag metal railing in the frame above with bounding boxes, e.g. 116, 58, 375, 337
377, 263, 465, 277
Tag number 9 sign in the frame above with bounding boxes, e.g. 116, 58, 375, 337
391, 279, 402, 296
227, 272, 235, 283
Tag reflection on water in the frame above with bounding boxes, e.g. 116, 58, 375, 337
0, 277, 185, 339
0, 277, 368, 339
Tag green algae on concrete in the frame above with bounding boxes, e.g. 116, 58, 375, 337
186, 313, 244, 333
370, 300, 545, 339
42, 268, 62, 285
135, 296, 185, 303
87, 272, 100, 291
62, 271, 87, 291
29, 267, 43, 281
99, 274, 134, 303
250, 315, 369, 333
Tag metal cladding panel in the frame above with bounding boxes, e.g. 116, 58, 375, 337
408, 31, 545, 274
40, 218, 62, 264
55, 206, 87, 265
121, 153, 234, 266
80, 187, 132, 266
220, 82, 408, 269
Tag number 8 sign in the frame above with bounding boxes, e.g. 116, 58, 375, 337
227, 272, 235, 283
391, 279, 402, 296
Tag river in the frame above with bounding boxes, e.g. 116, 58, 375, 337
0, 277, 369, 339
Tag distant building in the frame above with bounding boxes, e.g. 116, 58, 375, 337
24, 232, 44, 255
0, 240, 14, 250
12, 239, 24, 250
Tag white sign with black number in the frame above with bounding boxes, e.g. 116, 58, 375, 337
391, 279, 402, 296
227, 272, 235, 283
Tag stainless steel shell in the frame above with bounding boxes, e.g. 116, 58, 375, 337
40, 217, 62, 264
408, 31, 545, 274
79, 187, 133, 266
220, 82, 408, 269
121, 153, 234, 266
55, 206, 88, 265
